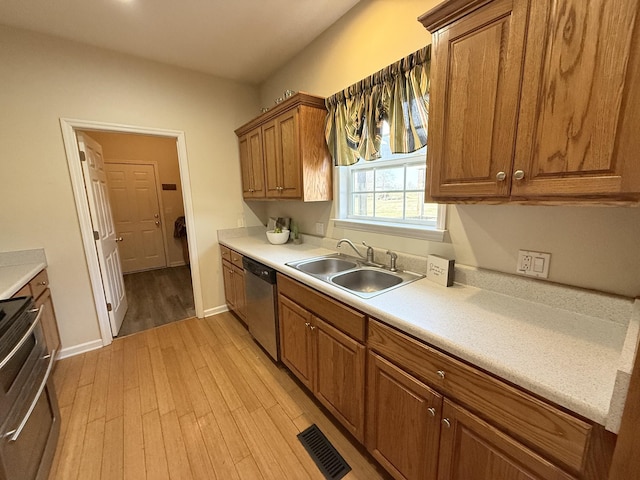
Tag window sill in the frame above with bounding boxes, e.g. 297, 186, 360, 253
332, 218, 447, 242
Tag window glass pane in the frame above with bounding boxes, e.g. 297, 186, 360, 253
374, 167, 404, 191
375, 192, 403, 218
352, 169, 374, 192
406, 164, 426, 190
405, 192, 425, 220
351, 193, 374, 216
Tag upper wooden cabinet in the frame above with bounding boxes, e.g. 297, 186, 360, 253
420, 0, 640, 203
235, 93, 332, 202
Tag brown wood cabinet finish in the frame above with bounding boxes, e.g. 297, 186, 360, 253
421, 0, 640, 203
277, 274, 366, 441
235, 92, 332, 202
438, 400, 576, 480
220, 246, 246, 321
367, 351, 443, 480
368, 320, 591, 474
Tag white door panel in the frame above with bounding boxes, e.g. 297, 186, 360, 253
78, 133, 128, 337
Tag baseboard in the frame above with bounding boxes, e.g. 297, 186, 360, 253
204, 305, 228, 317
57, 339, 104, 359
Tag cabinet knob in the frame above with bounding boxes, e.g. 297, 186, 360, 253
115, 237, 123, 242
436, 370, 446, 380
513, 170, 525, 180
442, 418, 451, 428
428, 407, 436, 417
310, 325, 316, 330
496, 171, 506, 182
39, 281, 47, 286
305, 322, 311, 328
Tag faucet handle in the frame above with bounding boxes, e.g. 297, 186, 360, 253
386, 250, 398, 272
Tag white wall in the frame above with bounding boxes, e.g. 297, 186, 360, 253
257, 0, 640, 298
0, 25, 262, 350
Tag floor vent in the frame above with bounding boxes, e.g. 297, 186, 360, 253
297, 424, 352, 480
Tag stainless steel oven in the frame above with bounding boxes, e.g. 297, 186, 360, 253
0, 297, 60, 480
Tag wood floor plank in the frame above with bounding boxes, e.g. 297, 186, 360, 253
123, 387, 146, 480
160, 346, 191, 417
232, 406, 286, 480
246, 339, 300, 393
204, 316, 232, 345
223, 343, 278, 410
77, 349, 100, 387
142, 409, 170, 480
177, 319, 207, 369
175, 347, 211, 419
149, 346, 177, 416
184, 317, 209, 347
214, 313, 252, 350
193, 316, 223, 347
136, 346, 159, 414
179, 412, 218, 480
122, 335, 140, 391
250, 406, 312, 480
200, 344, 243, 412
196, 412, 241, 480
57, 355, 84, 408
106, 347, 124, 421
195, 366, 250, 463
213, 345, 262, 412
160, 410, 192, 480
77, 417, 105, 480
101, 416, 124, 480
87, 348, 111, 422
235, 456, 265, 479
55, 384, 92, 480
141, 326, 161, 350
53, 355, 70, 392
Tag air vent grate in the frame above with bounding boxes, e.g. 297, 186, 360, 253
297, 424, 351, 480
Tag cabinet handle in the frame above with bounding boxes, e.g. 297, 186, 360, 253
39, 281, 47, 286
442, 418, 451, 428
115, 237, 123, 243
496, 171, 506, 182
513, 170, 525, 180
436, 370, 446, 379
310, 325, 316, 330
428, 407, 436, 417
304, 322, 310, 328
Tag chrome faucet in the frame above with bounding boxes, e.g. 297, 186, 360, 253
336, 239, 384, 268
386, 250, 398, 272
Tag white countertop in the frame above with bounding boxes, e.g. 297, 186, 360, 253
0, 249, 47, 299
219, 232, 636, 430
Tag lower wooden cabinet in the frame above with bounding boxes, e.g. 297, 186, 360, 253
366, 351, 442, 480
221, 246, 246, 321
277, 281, 366, 442
438, 400, 575, 480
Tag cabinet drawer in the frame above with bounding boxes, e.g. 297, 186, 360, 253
29, 270, 49, 300
230, 250, 243, 269
11, 284, 31, 298
368, 319, 591, 473
277, 274, 365, 342
220, 245, 231, 263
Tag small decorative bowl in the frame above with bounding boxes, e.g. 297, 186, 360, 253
266, 229, 290, 245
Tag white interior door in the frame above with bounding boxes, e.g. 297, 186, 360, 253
105, 163, 166, 273
77, 132, 128, 336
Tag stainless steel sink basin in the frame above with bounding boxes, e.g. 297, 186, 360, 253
286, 253, 423, 298
295, 257, 358, 276
331, 269, 403, 293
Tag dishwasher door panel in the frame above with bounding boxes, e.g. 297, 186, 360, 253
244, 271, 279, 361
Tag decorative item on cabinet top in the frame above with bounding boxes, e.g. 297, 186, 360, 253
235, 92, 333, 202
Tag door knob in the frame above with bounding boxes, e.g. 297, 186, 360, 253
115, 237, 123, 242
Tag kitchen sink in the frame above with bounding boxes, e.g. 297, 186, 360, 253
286, 253, 423, 298
295, 257, 358, 275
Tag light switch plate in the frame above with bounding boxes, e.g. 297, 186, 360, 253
427, 254, 455, 287
517, 250, 551, 278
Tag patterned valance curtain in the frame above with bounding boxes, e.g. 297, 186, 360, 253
325, 45, 431, 166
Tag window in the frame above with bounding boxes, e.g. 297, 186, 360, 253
334, 123, 446, 241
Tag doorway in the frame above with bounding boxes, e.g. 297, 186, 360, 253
61, 119, 203, 347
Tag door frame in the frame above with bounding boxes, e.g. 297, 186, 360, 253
105, 160, 172, 270
60, 118, 203, 346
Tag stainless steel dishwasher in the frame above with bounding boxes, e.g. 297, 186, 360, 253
242, 257, 279, 361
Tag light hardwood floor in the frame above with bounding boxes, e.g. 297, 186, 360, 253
49, 312, 387, 480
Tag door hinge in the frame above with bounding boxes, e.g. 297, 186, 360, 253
106, 303, 113, 312
93, 231, 99, 241
79, 151, 86, 162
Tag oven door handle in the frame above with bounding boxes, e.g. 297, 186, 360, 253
5, 349, 56, 443
0, 304, 44, 370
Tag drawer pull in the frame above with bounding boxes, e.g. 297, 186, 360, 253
305, 322, 311, 328
436, 370, 446, 379
428, 407, 436, 417
442, 418, 451, 428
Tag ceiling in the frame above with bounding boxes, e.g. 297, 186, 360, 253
0, 0, 360, 84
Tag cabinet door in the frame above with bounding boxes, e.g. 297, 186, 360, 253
366, 352, 442, 480
36, 289, 61, 355
313, 316, 365, 442
427, 0, 528, 199
512, 0, 640, 198
278, 295, 313, 389
232, 265, 246, 320
438, 400, 575, 480
239, 127, 265, 199
222, 260, 236, 310
263, 111, 302, 199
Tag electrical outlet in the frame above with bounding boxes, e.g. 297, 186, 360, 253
517, 250, 551, 278
315, 222, 325, 236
